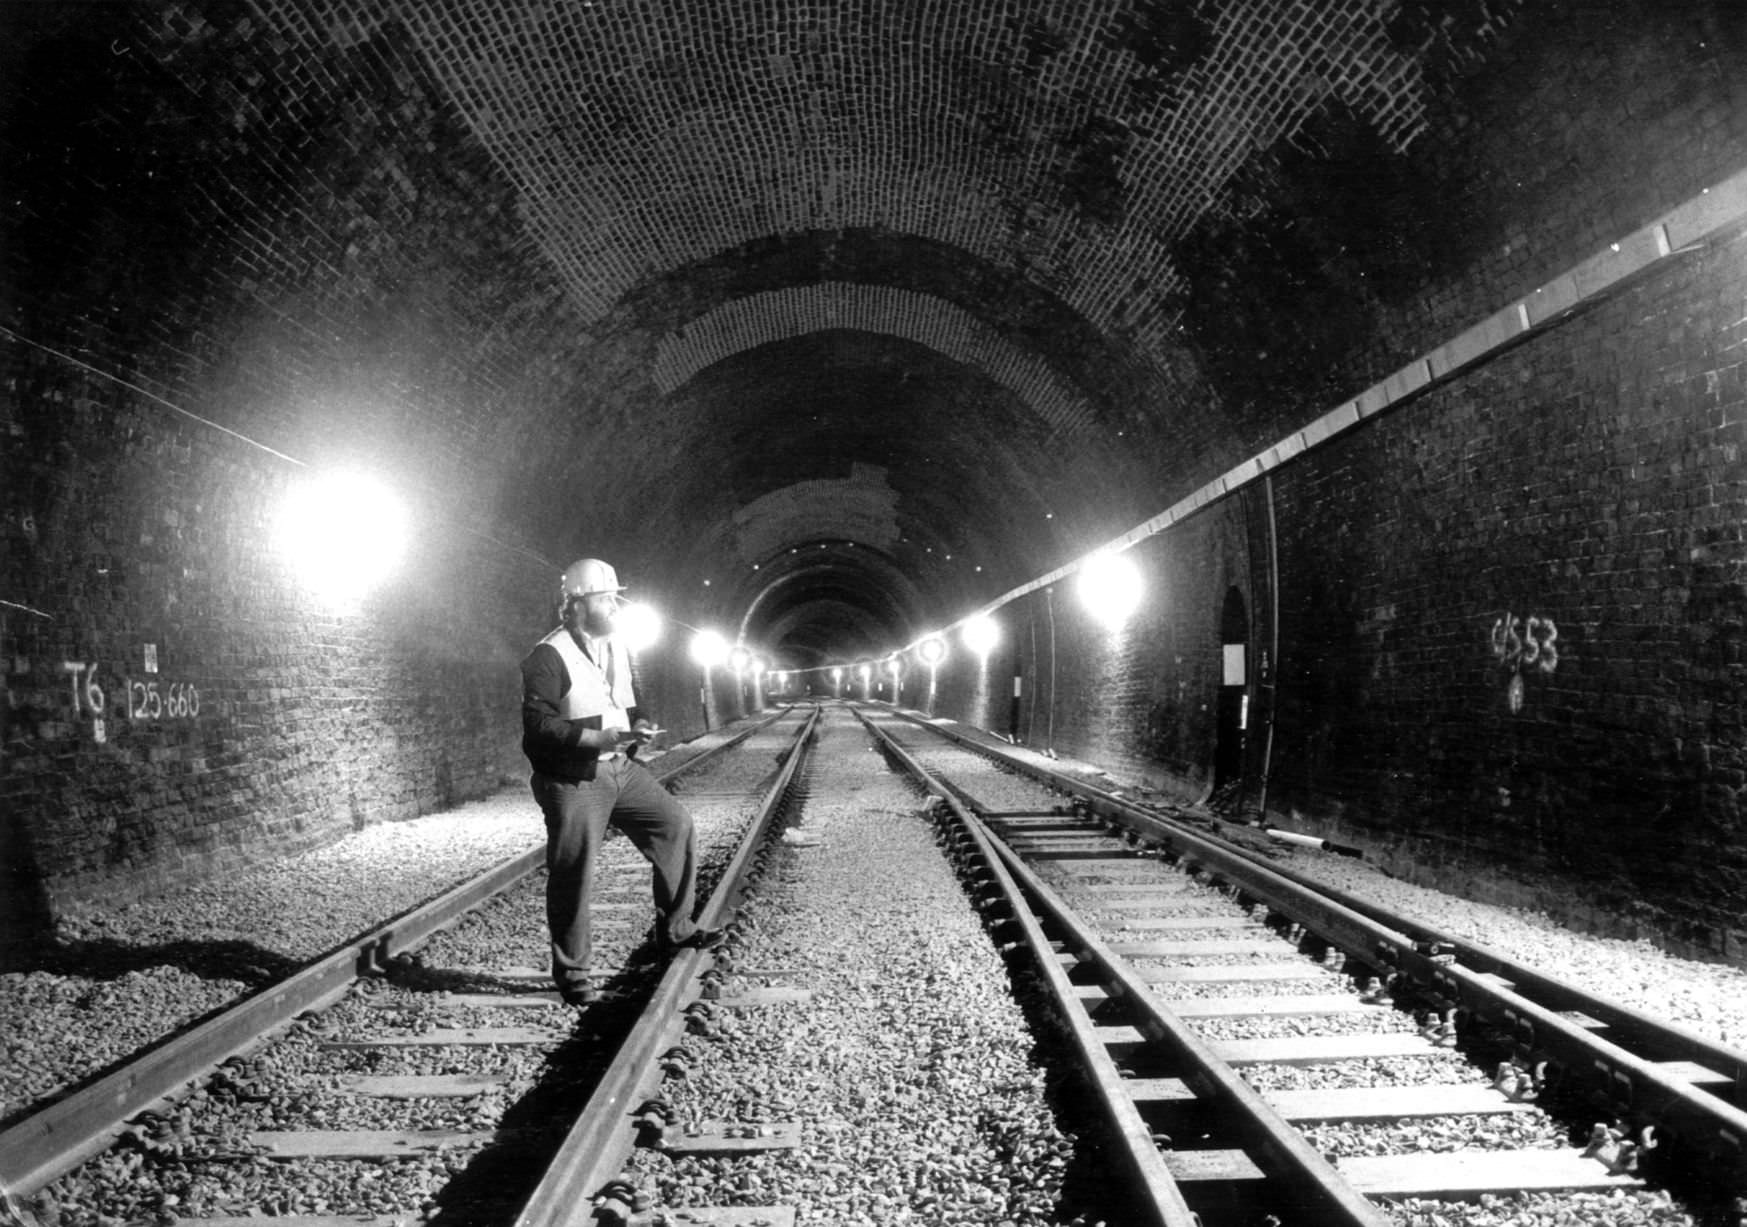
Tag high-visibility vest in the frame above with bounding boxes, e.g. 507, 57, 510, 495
540, 627, 635, 726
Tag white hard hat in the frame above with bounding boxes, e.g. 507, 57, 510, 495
560, 558, 626, 599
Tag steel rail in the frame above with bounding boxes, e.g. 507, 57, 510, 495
1185, 855, 1747, 1113
513, 705, 822, 1227
0, 708, 795, 1197
894, 708, 1747, 1101
860, 708, 1385, 1227
875, 706, 1747, 1188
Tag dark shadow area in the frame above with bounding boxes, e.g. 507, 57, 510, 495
7, 935, 304, 987
0, 787, 56, 974
407, 952, 666, 1227
380, 960, 544, 996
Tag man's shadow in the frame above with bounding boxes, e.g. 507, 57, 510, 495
8, 935, 304, 987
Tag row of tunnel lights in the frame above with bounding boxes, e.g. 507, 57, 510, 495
274, 471, 1148, 686
675, 549, 1146, 695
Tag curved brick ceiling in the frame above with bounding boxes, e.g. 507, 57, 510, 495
655, 282, 1099, 435
398, 0, 1469, 370
638, 330, 1076, 646
268, 0, 1522, 664
742, 550, 928, 668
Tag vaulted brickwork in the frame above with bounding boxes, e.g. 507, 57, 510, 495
6, 0, 1747, 966
376, 0, 1519, 372
655, 283, 1100, 435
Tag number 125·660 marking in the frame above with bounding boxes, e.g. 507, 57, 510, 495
128, 679, 200, 720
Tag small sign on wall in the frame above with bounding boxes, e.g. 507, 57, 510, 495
144, 644, 158, 674
1222, 643, 1246, 687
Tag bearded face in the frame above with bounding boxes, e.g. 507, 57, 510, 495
564, 590, 620, 638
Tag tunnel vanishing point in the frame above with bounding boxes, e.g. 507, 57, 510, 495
4, 0, 1747, 967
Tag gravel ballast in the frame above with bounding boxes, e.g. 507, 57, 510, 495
875, 713, 1729, 1227
919, 716, 1747, 1054
1, 718, 787, 1126
2, 793, 541, 1124
23, 715, 806, 1226
624, 710, 1081, 1225
11, 706, 1744, 1227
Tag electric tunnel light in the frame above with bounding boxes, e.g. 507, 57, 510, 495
728, 646, 751, 674
690, 629, 730, 669
1077, 552, 1144, 628
962, 614, 999, 657
274, 469, 408, 604
613, 601, 663, 653
918, 636, 946, 666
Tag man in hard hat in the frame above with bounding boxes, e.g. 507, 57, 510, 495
521, 557, 721, 1005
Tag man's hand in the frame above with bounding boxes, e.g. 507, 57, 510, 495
587, 726, 633, 751
630, 719, 663, 746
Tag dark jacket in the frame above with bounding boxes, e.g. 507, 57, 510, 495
520, 640, 644, 782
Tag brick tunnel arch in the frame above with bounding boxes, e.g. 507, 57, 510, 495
18, 0, 1747, 964
653, 282, 1100, 436
735, 542, 929, 671
392, 0, 1448, 374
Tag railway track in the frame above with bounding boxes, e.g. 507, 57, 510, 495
544, 701, 1085, 1225
15, 701, 1745, 1225
4, 708, 815, 1227
861, 705, 1747, 1226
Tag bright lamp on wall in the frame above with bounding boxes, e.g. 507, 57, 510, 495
1077, 552, 1143, 628
613, 601, 663, 652
962, 614, 999, 657
274, 469, 408, 603
690, 629, 729, 668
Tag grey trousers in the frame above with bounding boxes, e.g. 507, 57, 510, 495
530, 758, 700, 988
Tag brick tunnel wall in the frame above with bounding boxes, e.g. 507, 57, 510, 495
1266, 238, 1747, 963
932, 1, 1747, 963
0, 8, 584, 945
7, 0, 1747, 970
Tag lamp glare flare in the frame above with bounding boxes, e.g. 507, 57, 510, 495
808, 553, 1141, 686
690, 629, 729, 668
961, 614, 999, 657
275, 470, 407, 602
1077, 552, 1144, 628
613, 601, 663, 653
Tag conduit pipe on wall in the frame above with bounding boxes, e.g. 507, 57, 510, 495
911, 166, 1747, 656
1045, 586, 1057, 751
1256, 476, 1281, 819
1026, 612, 1039, 745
